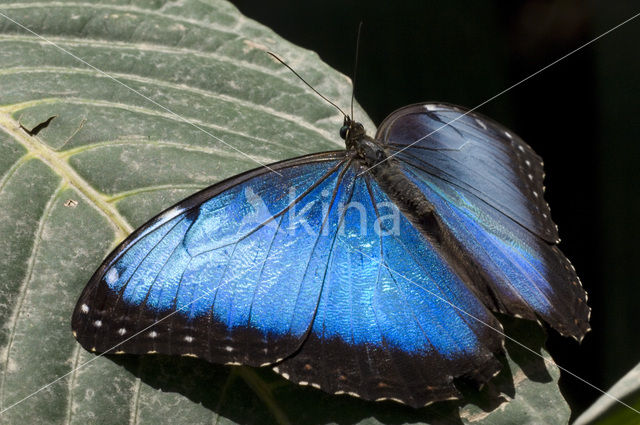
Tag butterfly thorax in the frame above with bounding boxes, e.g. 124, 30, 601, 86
339, 117, 446, 243
340, 117, 388, 168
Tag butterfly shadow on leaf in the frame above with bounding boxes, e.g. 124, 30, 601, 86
107, 317, 553, 425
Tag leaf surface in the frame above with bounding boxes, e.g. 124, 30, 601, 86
574, 362, 640, 425
0, 1, 569, 423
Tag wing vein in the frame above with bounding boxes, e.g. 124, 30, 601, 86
363, 176, 419, 400
285, 159, 352, 336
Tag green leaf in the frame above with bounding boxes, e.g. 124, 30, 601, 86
0, 1, 570, 423
574, 362, 640, 425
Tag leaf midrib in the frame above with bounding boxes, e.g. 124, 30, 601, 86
0, 110, 133, 236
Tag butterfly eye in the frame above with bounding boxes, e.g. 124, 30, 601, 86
339, 125, 349, 140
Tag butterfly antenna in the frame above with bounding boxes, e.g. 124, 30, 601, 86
268, 52, 348, 119
351, 22, 363, 120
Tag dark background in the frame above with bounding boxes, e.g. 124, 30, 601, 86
231, 0, 640, 419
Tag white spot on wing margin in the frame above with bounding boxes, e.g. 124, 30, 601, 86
157, 207, 186, 223
105, 268, 119, 285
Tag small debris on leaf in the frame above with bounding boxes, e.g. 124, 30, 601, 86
20, 115, 57, 136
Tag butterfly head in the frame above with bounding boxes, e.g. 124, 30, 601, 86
340, 116, 366, 148
340, 116, 387, 168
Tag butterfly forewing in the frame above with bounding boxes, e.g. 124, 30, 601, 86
72, 152, 350, 365
377, 103, 558, 243
376, 103, 590, 339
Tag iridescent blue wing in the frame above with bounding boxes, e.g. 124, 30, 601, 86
72, 152, 350, 367
72, 151, 503, 408
273, 168, 503, 406
376, 103, 590, 339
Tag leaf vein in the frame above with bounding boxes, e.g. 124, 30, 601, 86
0, 183, 63, 408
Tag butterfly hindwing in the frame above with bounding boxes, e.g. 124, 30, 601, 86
376, 103, 590, 339
273, 169, 503, 406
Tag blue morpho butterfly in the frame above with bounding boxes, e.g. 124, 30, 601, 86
71, 93, 590, 408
